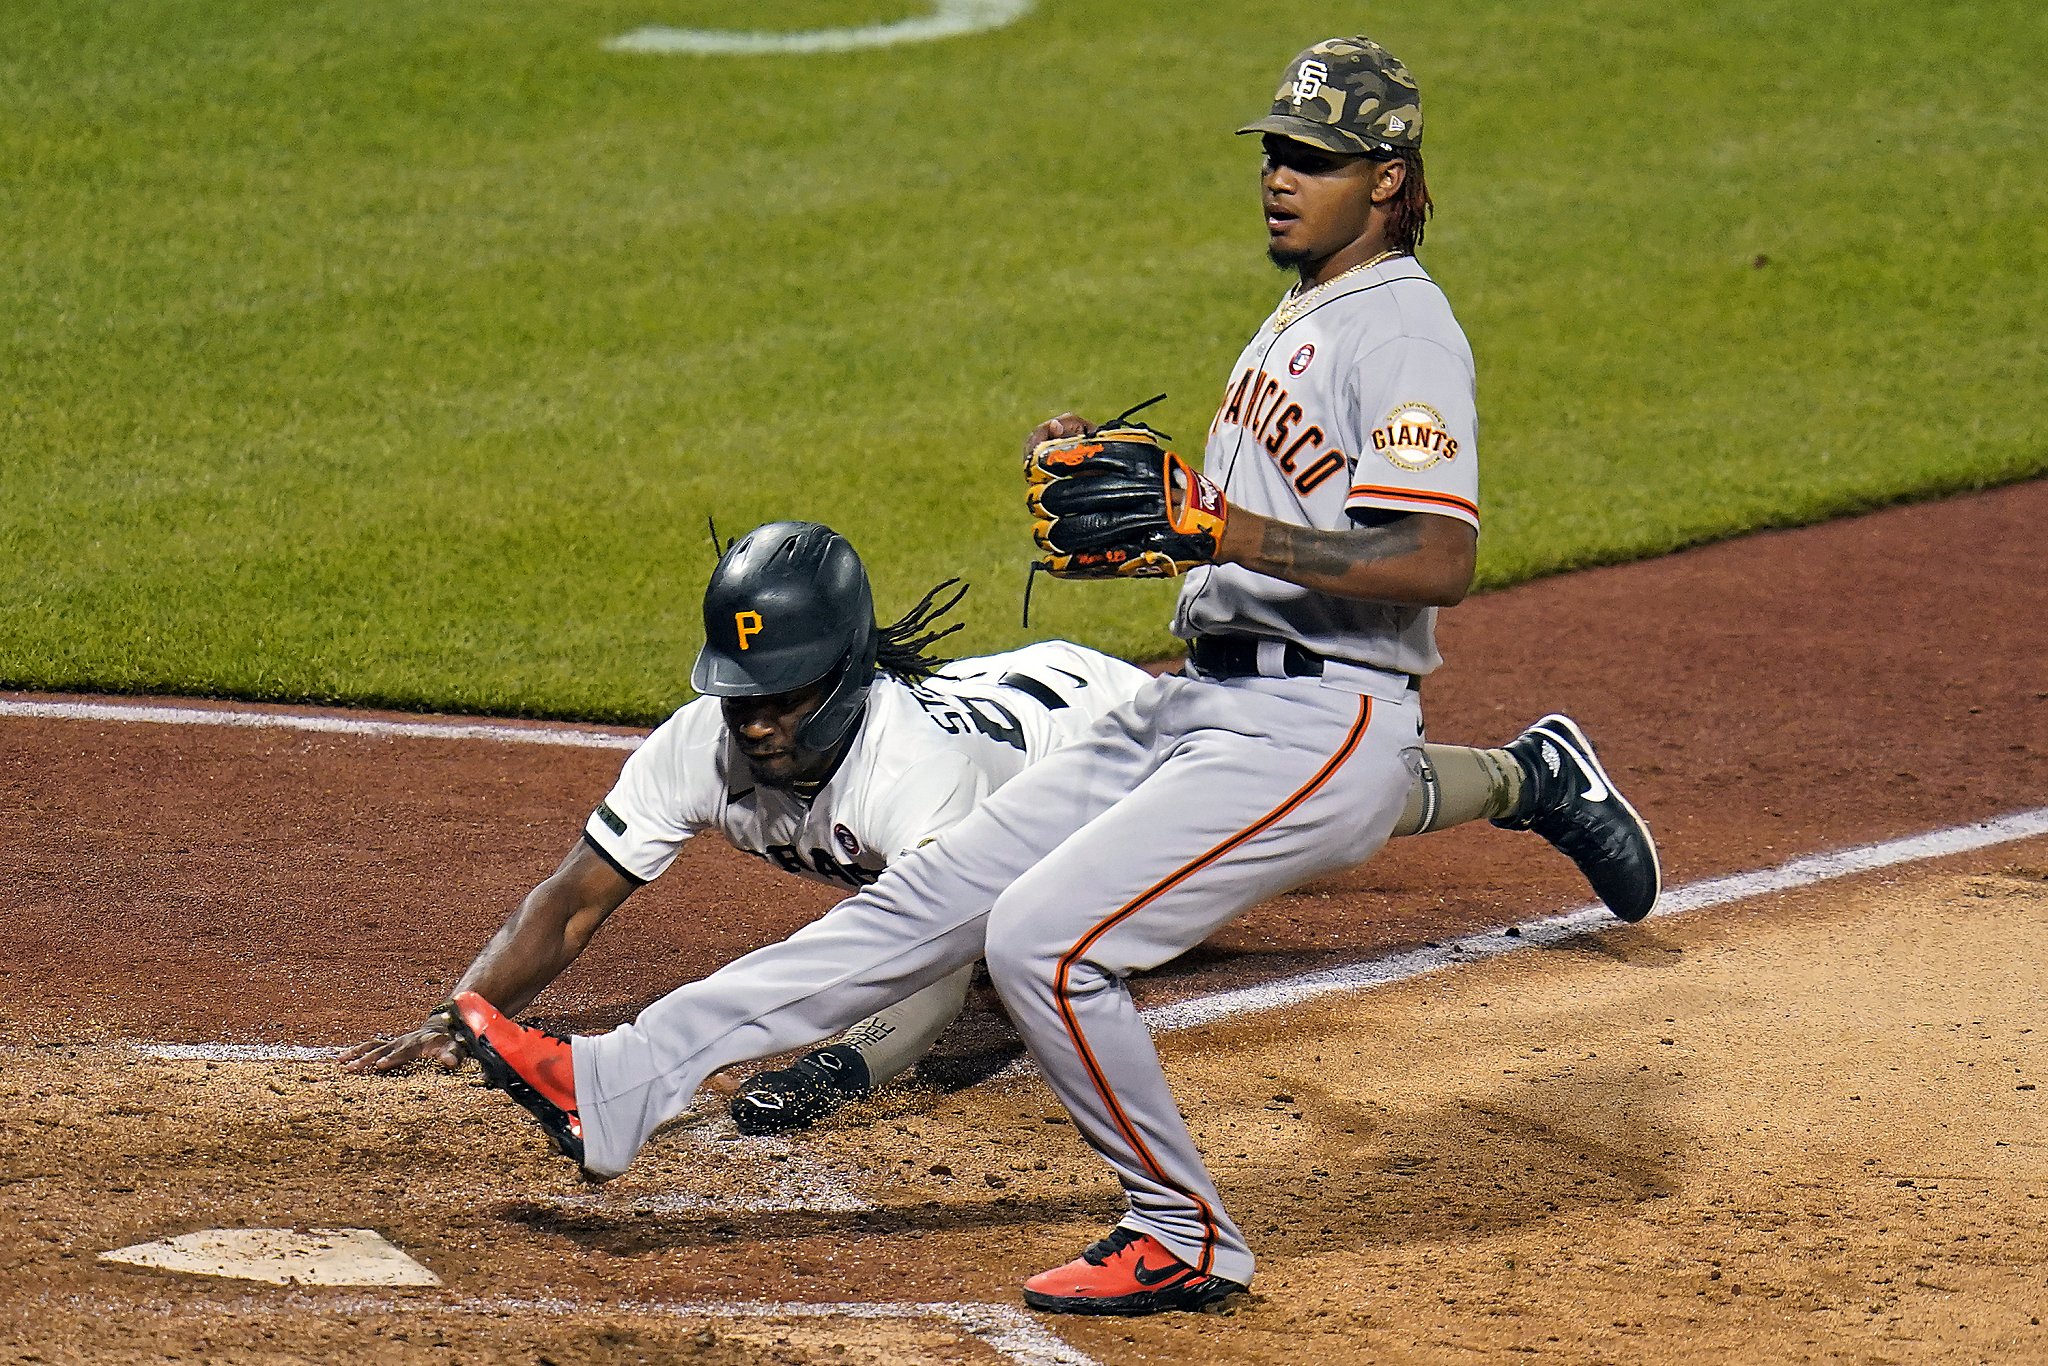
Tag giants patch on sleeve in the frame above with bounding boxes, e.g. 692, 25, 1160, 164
594, 801, 627, 836
1372, 402, 1459, 471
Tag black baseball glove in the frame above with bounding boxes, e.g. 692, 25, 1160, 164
1025, 419, 1230, 579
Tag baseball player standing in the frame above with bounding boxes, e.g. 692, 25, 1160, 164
448, 37, 1661, 1316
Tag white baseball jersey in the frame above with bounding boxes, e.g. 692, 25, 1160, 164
581, 641, 1151, 893
1176, 256, 1478, 676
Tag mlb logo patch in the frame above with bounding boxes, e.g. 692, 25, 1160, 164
1288, 343, 1315, 376
834, 823, 861, 859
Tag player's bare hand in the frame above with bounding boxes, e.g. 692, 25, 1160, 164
1024, 412, 1097, 461
339, 1018, 465, 1074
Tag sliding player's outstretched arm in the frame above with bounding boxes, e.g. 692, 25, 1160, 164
340, 840, 635, 1073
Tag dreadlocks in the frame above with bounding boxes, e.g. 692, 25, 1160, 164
1377, 149, 1433, 254
875, 578, 969, 684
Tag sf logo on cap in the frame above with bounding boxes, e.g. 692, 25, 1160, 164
734, 610, 764, 650
1291, 59, 1328, 105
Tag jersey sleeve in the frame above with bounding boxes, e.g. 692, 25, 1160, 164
581, 702, 722, 884
862, 751, 991, 860
1338, 335, 1479, 532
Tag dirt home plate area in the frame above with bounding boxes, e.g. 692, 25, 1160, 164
3, 483, 2044, 1364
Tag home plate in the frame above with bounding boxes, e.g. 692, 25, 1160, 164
99, 1228, 441, 1286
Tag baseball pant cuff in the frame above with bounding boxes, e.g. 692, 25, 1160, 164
1120, 1216, 1255, 1289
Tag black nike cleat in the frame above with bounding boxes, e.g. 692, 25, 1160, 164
730, 1044, 872, 1136
1493, 714, 1661, 922
1023, 1226, 1247, 1316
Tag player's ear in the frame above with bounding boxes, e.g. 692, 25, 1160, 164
1371, 157, 1408, 205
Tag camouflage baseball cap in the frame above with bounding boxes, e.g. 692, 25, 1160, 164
1238, 36, 1422, 155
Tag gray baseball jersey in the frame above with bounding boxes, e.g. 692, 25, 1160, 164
1176, 256, 1477, 677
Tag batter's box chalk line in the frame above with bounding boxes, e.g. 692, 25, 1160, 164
142, 1292, 1100, 1366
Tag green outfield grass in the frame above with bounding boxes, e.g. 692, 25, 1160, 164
4, 0, 2043, 721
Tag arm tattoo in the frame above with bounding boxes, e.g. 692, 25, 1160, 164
1251, 517, 1426, 586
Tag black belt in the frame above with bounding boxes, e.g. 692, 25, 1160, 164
1187, 635, 1419, 690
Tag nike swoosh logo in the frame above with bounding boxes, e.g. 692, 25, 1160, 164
1539, 727, 1609, 802
1130, 1258, 1187, 1288
1049, 667, 1090, 687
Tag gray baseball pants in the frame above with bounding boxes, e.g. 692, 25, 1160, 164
574, 666, 1419, 1287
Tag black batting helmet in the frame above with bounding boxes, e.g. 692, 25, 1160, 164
691, 521, 880, 753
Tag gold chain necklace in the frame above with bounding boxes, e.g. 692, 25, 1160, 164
1271, 249, 1408, 331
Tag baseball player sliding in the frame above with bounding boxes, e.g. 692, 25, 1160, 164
348, 521, 1656, 1141
439, 34, 1664, 1317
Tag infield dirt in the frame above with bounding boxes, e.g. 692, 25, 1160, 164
2, 861, 2042, 1363
2, 482, 2045, 1363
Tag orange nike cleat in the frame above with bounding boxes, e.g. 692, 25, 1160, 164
1022, 1226, 1247, 1316
446, 992, 586, 1168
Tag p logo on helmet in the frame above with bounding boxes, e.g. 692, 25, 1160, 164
691, 520, 881, 754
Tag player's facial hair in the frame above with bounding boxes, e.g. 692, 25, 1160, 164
752, 731, 851, 792
1268, 244, 1312, 271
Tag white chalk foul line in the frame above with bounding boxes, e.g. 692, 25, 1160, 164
604, 0, 1033, 56
126, 807, 2048, 1212
0, 698, 642, 750
176, 1293, 1097, 1366
1140, 804, 2048, 1032
134, 806, 2048, 1056
138, 1043, 342, 1063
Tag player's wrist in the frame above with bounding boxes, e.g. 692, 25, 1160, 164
1212, 505, 1264, 569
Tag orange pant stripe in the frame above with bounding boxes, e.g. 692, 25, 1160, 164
1051, 696, 1374, 1274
